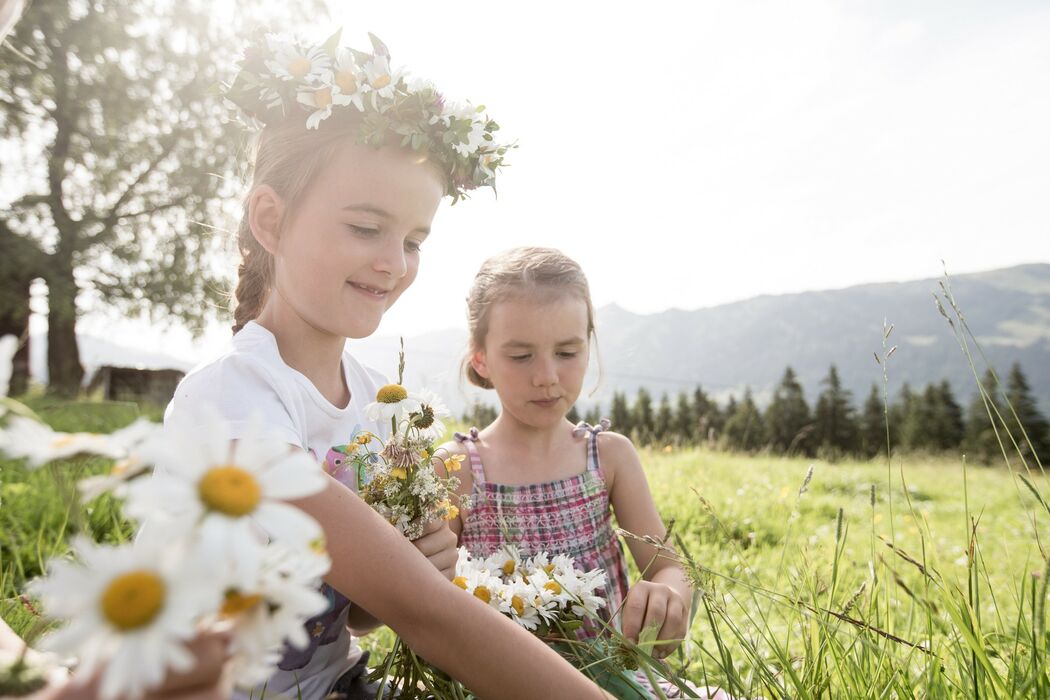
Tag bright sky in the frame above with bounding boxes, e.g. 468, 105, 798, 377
67, 0, 1050, 364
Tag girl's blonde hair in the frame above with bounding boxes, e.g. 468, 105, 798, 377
464, 247, 598, 389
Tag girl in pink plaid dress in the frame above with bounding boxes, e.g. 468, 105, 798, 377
438, 248, 719, 697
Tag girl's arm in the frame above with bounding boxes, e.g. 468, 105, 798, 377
601, 432, 695, 658
345, 518, 458, 635
292, 477, 612, 700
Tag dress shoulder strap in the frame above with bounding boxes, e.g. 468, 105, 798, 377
453, 427, 486, 484
572, 418, 611, 479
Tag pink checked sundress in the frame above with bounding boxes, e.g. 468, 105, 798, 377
457, 422, 725, 700
455, 420, 629, 634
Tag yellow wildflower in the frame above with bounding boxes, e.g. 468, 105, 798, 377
443, 454, 465, 473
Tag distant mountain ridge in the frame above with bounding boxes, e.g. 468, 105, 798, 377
590, 263, 1050, 412
32, 263, 1050, 414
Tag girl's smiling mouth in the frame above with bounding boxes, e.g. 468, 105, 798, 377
347, 281, 391, 299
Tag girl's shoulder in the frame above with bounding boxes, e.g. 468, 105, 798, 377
591, 429, 641, 485
436, 429, 477, 467
164, 328, 302, 443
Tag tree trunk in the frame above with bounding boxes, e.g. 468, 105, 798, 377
0, 276, 32, 396
45, 264, 82, 397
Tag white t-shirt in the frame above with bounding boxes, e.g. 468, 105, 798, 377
164, 320, 388, 700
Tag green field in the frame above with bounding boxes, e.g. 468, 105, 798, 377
2, 399, 1048, 698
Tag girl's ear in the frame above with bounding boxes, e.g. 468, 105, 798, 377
470, 349, 490, 380
248, 185, 285, 255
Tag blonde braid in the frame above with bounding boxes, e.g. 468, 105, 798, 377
231, 211, 273, 334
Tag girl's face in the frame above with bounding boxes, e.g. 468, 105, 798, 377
472, 294, 591, 429
265, 142, 444, 340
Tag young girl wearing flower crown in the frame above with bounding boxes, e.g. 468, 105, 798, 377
163, 32, 611, 700
440, 247, 713, 697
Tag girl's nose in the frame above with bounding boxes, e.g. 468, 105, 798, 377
373, 236, 408, 278
533, 357, 558, 387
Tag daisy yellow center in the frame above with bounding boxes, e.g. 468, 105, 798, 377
199, 465, 261, 516
473, 585, 492, 604
100, 570, 165, 631
371, 73, 391, 89
544, 581, 562, 595
544, 563, 555, 575
335, 71, 358, 94
501, 560, 516, 576
413, 405, 436, 429
220, 590, 264, 618
52, 434, 79, 448
376, 384, 408, 403
314, 87, 332, 109
288, 57, 311, 78
452, 576, 468, 590
511, 595, 525, 616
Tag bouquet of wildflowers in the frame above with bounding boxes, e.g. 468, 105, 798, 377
0, 336, 333, 700
357, 343, 467, 539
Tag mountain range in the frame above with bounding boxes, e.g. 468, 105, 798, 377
32, 263, 1050, 415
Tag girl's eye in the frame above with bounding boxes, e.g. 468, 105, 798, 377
405, 239, 424, 253
509, 354, 531, 362
347, 224, 380, 237
557, 352, 578, 359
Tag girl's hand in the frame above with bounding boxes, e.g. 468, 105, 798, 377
26, 630, 231, 700
411, 519, 458, 580
621, 581, 689, 659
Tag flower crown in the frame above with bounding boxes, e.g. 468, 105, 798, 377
222, 29, 512, 202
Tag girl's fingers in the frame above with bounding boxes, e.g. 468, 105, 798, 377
411, 522, 458, 579
654, 596, 686, 658
621, 587, 649, 642
413, 522, 456, 556
639, 591, 668, 650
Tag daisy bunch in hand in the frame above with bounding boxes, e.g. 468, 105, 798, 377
453, 548, 608, 638
0, 395, 333, 700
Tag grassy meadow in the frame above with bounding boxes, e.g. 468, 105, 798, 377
1, 396, 1048, 698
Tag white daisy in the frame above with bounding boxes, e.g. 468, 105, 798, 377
264, 34, 330, 83
29, 535, 222, 700
525, 568, 575, 613
481, 545, 522, 579
454, 546, 477, 577
297, 75, 367, 130
451, 567, 503, 611
497, 578, 545, 630
331, 48, 368, 109
218, 544, 330, 687
0, 416, 160, 469
361, 54, 402, 109
125, 409, 327, 575
365, 384, 421, 425
297, 84, 338, 130
408, 388, 451, 440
